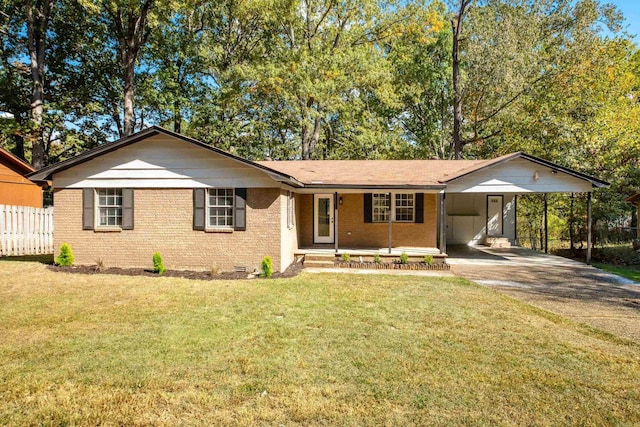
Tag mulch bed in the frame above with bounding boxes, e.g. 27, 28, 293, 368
335, 261, 450, 270
47, 260, 304, 280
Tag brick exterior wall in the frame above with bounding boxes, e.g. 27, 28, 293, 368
297, 193, 437, 248
54, 188, 283, 271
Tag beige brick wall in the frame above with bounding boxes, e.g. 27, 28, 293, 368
54, 188, 284, 272
297, 193, 437, 248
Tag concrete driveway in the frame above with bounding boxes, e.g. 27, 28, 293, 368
448, 246, 640, 342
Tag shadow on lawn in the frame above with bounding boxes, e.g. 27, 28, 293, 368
0, 254, 54, 264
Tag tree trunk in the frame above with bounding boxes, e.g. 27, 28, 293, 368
451, 0, 470, 160
26, 0, 55, 169
300, 97, 322, 159
174, 97, 182, 133
123, 51, 135, 136
111, 0, 154, 137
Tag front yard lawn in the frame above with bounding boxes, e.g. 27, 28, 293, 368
1, 260, 639, 425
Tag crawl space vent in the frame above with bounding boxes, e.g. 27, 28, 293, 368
234, 266, 247, 273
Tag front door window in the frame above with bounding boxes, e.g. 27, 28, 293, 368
314, 194, 334, 243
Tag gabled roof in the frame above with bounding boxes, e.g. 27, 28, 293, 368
0, 147, 35, 176
441, 152, 609, 188
257, 152, 608, 189
28, 126, 608, 190
28, 126, 303, 186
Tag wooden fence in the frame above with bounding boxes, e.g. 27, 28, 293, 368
0, 205, 54, 256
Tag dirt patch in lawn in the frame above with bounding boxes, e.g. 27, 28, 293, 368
47, 260, 304, 280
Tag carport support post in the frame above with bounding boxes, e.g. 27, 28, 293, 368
587, 192, 592, 264
543, 193, 548, 253
439, 192, 447, 254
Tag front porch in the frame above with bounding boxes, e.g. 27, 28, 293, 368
295, 246, 446, 268
295, 246, 443, 257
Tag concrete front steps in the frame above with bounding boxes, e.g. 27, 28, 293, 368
303, 253, 336, 268
484, 236, 511, 248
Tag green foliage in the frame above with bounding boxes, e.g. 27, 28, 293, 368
373, 253, 381, 264
261, 256, 273, 278
399, 252, 409, 264
153, 252, 166, 275
341, 253, 351, 262
56, 243, 74, 267
424, 255, 434, 265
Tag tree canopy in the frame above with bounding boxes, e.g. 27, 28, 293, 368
1, 0, 639, 243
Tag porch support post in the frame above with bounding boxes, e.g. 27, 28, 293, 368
334, 192, 338, 253
439, 192, 447, 254
587, 192, 592, 264
388, 192, 392, 254
543, 193, 548, 253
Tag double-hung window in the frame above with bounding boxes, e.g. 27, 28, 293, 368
97, 188, 122, 227
208, 188, 234, 228
372, 192, 414, 222
372, 193, 390, 222
394, 193, 414, 222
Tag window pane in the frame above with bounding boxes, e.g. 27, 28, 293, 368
395, 194, 414, 222
208, 189, 234, 227
97, 189, 123, 227
373, 193, 390, 222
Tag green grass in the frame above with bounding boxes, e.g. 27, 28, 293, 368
1, 261, 639, 425
593, 262, 640, 282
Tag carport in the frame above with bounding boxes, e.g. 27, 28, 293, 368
436, 153, 609, 263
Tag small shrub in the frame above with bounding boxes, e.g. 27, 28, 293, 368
56, 243, 74, 266
210, 263, 219, 276
341, 253, 351, 262
399, 252, 409, 264
261, 256, 273, 278
424, 255, 434, 265
153, 252, 166, 275
373, 253, 381, 264
95, 258, 105, 272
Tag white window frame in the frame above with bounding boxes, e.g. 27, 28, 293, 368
394, 193, 415, 222
207, 188, 234, 229
372, 193, 390, 222
95, 188, 123, 228
372, 192, 415, 223
287, 191, 295, 229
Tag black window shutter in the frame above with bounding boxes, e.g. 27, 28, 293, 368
121, 188, 134, 230
364, 193, 373, 223
193, 188, 206, 230
415, 193, 424, 223
82, 188, 94, 230
234, 188, 247, 231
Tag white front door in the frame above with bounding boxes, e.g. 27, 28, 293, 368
487, 195, 504, 236
314, 194, 334, 244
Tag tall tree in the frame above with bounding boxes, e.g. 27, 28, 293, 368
25, 0, 55, 168
105, 0, 154, 137
450, 0, 471, 159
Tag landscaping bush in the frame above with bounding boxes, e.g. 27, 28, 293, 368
342, 253, 351, 262
153, 252, 166, 275
373, 253, 381, 264
399, 252, 408, 264
56, 243, 74, 266
261, 256, 273, 278
424, 255, 434, 265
